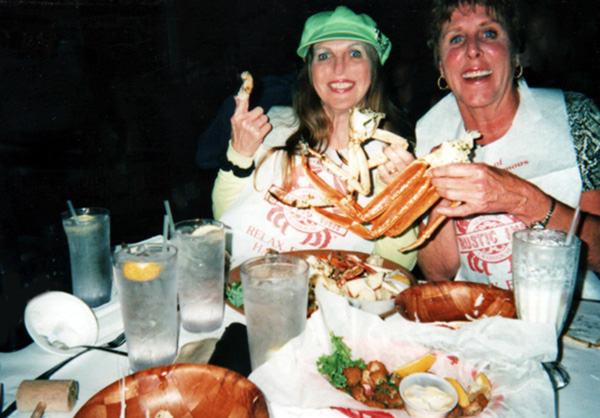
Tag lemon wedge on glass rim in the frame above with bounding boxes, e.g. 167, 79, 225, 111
123, 262, 164, 281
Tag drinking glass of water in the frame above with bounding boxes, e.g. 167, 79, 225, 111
512, 228, 581, 389
240, 254, 309, 370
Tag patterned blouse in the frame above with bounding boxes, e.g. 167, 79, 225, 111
566, 91, 600, 192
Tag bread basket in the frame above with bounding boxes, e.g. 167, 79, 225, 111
395, 281, 516, 323
74, 363, 268, 418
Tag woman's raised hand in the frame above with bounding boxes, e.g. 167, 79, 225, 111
428, 163, 548, 224
230, 92, 272, 158
377, 143, 415, 184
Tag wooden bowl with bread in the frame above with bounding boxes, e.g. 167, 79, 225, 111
395, 281, 517, 323
74, 363, 268, 418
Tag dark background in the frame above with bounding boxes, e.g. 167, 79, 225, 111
1, 0, 599, 349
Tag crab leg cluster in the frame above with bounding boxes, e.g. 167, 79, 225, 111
304, 107, 410, 197
267, 99, 479, 252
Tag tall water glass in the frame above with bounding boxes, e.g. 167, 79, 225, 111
240, 254, 309, 370
173, 219, 225, 333
61, 207, 113, 307
114, 243, 179, 372
512, 229, 581, 335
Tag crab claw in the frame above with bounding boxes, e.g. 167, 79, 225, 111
397, 201, 462, 252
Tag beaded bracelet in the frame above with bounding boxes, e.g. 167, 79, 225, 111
530, 196, 556, 229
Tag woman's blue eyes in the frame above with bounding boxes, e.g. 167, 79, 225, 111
448, 30, 498, 45
317, 50, 363, 61
450, 35, 463, 44
483, 29, 498, 39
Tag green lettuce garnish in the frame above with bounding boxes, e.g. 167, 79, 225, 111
225, 282, 244, 308
317, 333, 366, 388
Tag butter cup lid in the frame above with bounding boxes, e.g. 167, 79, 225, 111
25, 291, 99, 356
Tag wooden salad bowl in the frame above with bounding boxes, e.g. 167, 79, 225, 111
395, 281, 517, 323
74, 363, 269, 418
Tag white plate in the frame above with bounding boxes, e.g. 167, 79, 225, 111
25, 291, 99, 355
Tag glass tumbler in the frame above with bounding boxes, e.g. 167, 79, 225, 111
173, 219, 226, 333
240, 254, 309, 370
61, 207, 113, 307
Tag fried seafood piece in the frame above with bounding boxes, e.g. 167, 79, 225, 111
349, 385, 368, 403
448, 405, 463, 418
462, 393, 489, 416
343, 366, 362, 387
364, 399, 387, 409
373, 382, 404, 409
361, 361, 389, 388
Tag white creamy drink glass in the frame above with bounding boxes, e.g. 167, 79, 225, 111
114, 243, 179, 372
61, 207, 113, 307
512, 229, 581, 335
173, 219, 225, 333
240, 254, 309, 370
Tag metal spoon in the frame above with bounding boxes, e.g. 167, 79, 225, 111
50, 333, 127, 357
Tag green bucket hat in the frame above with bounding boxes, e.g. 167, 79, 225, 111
297, 6, 391, 65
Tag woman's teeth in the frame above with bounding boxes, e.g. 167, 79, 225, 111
463, 70, 492, 79
330, 82, 353, 89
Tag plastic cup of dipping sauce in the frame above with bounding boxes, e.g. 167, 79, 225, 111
399, 373, 458, 418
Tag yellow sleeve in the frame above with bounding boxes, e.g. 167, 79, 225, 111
211, 142, 254, 219
371, 173, 418, 270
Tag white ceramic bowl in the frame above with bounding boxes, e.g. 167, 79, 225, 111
25, 291, 99, 355
346, 295, 396, 315
399, 372, 458, 418
345, 278, 410, 315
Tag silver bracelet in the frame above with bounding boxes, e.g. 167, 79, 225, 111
530, 197, 556, 229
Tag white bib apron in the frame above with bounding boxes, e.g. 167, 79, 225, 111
416, 80, 600, 299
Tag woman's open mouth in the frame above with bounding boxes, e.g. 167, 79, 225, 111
329, 81, 354, 91
462, 69, 492, 80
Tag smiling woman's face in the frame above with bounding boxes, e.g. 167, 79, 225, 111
438, 4, 516, 111
310, 40, 372, 116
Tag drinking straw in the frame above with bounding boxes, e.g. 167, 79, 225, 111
163, 200, 175, 236
66, 200, 80, 224
67, 200, 77, 217
162, 214, 169, 252
565, 206, 581, 246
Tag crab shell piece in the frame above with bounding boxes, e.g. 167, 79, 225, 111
395, 281, 517, 323
236, 71, 253, 100
348, 107, 386, 142
304, 132, 479, 251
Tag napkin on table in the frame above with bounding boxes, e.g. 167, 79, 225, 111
250, 284, 557, 418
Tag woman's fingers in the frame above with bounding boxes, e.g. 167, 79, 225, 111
385, 143, 415, 166
233, 93, 250, 115
377, 161, 397, 184
230, 105, 271, 157
429, 163, 536, 217
377, 144, 415, 185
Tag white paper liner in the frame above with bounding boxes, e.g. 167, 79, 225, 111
250, 284, 557, 417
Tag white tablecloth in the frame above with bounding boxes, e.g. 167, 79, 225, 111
0, 294, 598, 418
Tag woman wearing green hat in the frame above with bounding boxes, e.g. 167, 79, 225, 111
212, 6, 417, 269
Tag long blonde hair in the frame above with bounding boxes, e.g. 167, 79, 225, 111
257, 43, 410, 189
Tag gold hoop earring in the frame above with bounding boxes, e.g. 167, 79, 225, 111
437, 76, 449, 90
515, 64, 523, 79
